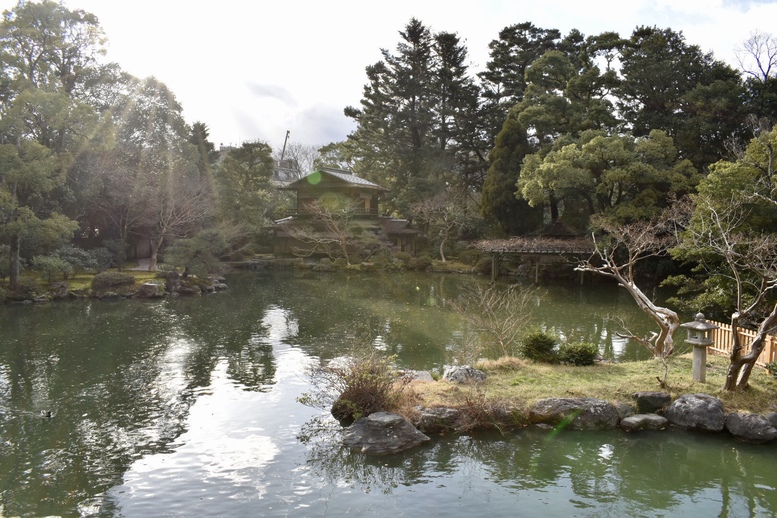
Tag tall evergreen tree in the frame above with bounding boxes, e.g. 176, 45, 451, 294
344, 18, 483, 215
616, 26, 745, 170
478, 22, 561, 143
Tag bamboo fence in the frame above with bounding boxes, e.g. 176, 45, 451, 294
706, 320, 777, 367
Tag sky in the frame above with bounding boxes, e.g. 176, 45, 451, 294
2, 0, 777, 151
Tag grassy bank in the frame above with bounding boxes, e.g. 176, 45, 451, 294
410, 353, 777, 417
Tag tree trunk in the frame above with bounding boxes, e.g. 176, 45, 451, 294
149, 235, 164, 271
618, 279, 678, 357
439, 236, 447, 262
9, 234, 21, 291
579, 267, 679, 358
549, 192, 559, 222
724, 303, 777, 390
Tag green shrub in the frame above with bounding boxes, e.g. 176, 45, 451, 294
6, 277, 42, 300
53, 245, 112, 277
395, 251, 412, 266
408, 255, 432, 271
457, 249, 482, 266
559, 342, 600, 366
474, 257, 492, 275
91, 271, 136, 291
520, 328, 558, 363
32, 255, 72, 283
766, 361, 777, 378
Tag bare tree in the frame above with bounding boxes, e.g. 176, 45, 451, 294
411, 189, 482, 262
736, 30, 777, 82
575, 214, 681, 358
273, 142, 320, 181
450, 283, 538, 359
146, 161, 213, 271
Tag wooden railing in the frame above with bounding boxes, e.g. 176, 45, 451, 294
706, 320, 777, 367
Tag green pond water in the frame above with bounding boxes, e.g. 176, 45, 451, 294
0, 271, 776, 517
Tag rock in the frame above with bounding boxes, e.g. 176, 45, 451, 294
164, 271, 180, 293
176, 284, 201, 296
442, 365, 486, 384
137, 282, 164, 299
725, 412, 777, 444
620, 414, 669, 432
529, 397, 620, 430
664, 394, 725, 432
343, 412, 430, 455
33, 295, 51, 304
765, 412, 777, 428
49, 282, 70, 300
615, 402, 635, 420
412, 407, 460, 434
632, 391, 671, 413
213, 281, 228, 291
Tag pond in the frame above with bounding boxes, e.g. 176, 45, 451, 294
0, 271, 775, 517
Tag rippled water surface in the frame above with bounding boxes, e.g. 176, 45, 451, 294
1, 271, 776, 517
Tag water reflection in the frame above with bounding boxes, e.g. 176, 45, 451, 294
1, 271, 771, 517
298, 424, 777, 517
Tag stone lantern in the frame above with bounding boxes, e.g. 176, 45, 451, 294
680, 312, 719, 383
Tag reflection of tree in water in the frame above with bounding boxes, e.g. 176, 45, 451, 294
615, 431, 777, 515
0, 289, 280, 516
167, 293, 276, 391
264, 272, 482, 369
264, 271, 660, 368
0, 301, 192, 516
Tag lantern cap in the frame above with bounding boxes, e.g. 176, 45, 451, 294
680, 312, 719, 332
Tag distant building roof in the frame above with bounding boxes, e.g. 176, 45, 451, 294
380, 218, 418, 235
281, 167, 386, 191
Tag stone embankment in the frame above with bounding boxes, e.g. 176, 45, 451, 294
6, 274, 228, 304
340, 365, 777, 455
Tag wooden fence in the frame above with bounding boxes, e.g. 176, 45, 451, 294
707, 320, 777, 367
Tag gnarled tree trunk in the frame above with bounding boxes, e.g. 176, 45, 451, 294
724, 303, 777, 390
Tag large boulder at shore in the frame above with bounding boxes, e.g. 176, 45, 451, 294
137, 282, 165, 299
412, 407, 460, 435
664, 394, 725, 432
343, 412, 430, 455
725, 412, 777, 444
632, 391, 671, 414
442, 365, 486, 384
529, 398, 620, 430
620, 414, 669, 432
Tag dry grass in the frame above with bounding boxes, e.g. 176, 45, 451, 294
411, 353, 777, 416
